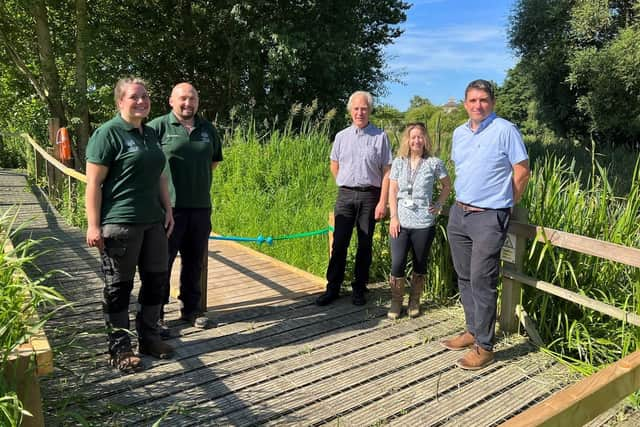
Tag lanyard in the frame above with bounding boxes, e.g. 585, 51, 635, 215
405, 157, 423, 198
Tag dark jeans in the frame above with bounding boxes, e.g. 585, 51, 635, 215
100, 222, 168, 354
166, 208, 212, 315
326, 187, 380, 293
447, 204, 510, 351
390, 226, 436, 277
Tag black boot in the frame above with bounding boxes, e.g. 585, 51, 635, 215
157, 305, 171, 339
316, 284, 340, 306
137, 304, 174, 359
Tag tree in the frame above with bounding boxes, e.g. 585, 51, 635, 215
508, 0, 581, 137
0, 0, 90, 162
0, 0, 410, 160
405, 99, 439, 125
508, 0, 640, 144
408, 95, 432, 110
371, 104, 404, 132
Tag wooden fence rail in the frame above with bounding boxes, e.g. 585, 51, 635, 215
497, 210, 640, 426
21, 132, 640, 425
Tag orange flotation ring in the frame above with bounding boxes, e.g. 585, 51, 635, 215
56, 127, 72, 162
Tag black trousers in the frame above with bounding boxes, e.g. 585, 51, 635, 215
389, 226, 436, 277
166, 208, 212, 315
325, 187, 380, 293
100, 222, 168, 354
447, 204, 510, 351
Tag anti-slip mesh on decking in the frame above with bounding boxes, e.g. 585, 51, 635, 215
0, 168, 626, 427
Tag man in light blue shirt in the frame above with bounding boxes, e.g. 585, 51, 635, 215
316, 91, 392, 306
440, 79, 530, 370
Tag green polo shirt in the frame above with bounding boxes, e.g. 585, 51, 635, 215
86, 114, 166, 224
148, 112, 223, 208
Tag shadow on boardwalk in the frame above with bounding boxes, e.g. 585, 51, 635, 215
0, 168, 597, 426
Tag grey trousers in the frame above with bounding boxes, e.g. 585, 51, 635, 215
447, 204, 510, 351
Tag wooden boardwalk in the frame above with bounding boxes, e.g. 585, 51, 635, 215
1, 168, 631, 426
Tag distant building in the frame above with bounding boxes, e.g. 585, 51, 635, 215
442, 97, 459, 114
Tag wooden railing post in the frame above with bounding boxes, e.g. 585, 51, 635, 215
328, 212, 334, 259
47, 118, 59, 153
499, 207, 528, 334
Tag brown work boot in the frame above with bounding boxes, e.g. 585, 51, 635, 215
408, 273, 425, 318
387, 276, 405, 320
139, 339, 174, 359
440, 331, 475, 351
456, 345, 495, 370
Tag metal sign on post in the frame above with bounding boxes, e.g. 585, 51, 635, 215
501, 232, 517, 264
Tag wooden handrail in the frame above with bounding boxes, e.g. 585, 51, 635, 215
503, 268, 640, 327
500, 218, 640, 425
22, 133, 87, 183
501, 350, 640, 427
509, 221, 640, 268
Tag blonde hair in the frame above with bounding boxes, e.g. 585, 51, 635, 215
114, 77, 148, 107
397, 123, 432, 158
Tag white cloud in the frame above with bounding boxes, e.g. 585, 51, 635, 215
386, 24, 515, 74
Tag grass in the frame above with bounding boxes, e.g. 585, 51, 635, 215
6, 111, 640, 384
0, 208, 66, 426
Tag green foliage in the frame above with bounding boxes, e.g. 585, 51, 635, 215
0, 0, 409, 145
0, 208, 66, 426
213, 110, 456, 301
568, 25, 640, 143
213, 114, 336, 276
370, 104, 404, 132
520, 151, 640, 368
0, 133, 28, 169
404, 101, 439, 125
508, 0, 640, 144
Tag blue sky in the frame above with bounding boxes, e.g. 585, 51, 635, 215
379, 0, 517, 111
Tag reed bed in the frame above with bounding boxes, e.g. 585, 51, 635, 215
521, 154, 640, 372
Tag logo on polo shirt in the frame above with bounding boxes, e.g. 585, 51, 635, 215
124, 139, 139, 153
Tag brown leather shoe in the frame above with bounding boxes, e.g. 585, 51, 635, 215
456, 345, 495, 370
440, 331, 475, 351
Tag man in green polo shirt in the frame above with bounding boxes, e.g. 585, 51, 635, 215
149, 82, 223, 331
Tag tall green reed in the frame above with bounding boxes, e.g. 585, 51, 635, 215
213, 108, 457, 301
521, 154, 640, 368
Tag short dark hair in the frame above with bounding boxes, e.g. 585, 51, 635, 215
464, 79, 495, 101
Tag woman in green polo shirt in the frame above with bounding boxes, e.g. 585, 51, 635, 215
85, 77, 175, 372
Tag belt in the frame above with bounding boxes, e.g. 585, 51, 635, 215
455, 201, 510, 213
455, 201, 488, 212
340, 186, 379, 192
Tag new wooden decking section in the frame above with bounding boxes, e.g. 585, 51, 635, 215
0, 168, 628, 426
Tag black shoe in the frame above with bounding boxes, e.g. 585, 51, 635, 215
316, 290, 339, 306
139, 339, 174, 359
157, 319, 171, 340
180, 311, 210, 329
352, 290, 366, 306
